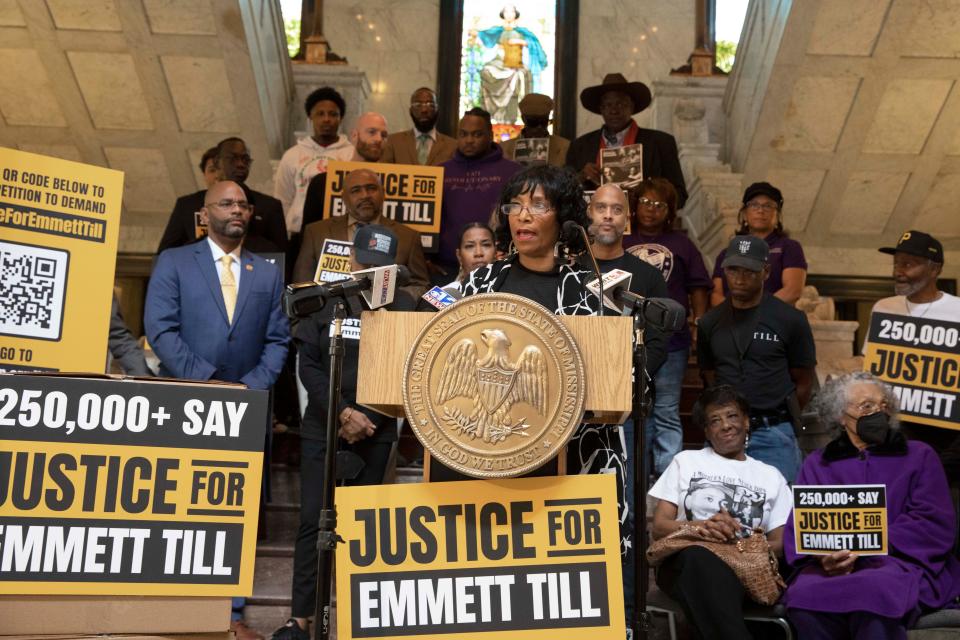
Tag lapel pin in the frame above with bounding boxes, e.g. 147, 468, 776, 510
245, 264, 253, 271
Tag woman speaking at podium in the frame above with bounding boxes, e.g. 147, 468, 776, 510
457, 165, 636, 616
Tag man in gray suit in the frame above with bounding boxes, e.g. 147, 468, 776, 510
381, 87, 457, 166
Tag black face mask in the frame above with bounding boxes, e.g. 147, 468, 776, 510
855, 411, 890, 445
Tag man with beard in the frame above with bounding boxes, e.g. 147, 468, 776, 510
868, 230, 959, 481
157, 137, 288, 253
500, 93, 569, 167
584, 183, 668, 630
145, 180, 289, 640
300, 112, 389, 231
381, 87, 457, 165
697, 236, 816, 483
566, 73, 687, 207
434, 107, 521, 282
293, 168, 429, 297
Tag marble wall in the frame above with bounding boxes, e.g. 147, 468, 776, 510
323, 0, 695, 138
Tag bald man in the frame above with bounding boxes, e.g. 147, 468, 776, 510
294, 168, 429, 296
300, 112, 390, 235
585, 183, 668, 367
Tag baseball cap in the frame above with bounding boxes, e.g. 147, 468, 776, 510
353, 224, 397, 266
878, 230, 944, 264
721, 236, 769, 272
742, 182, 783, 207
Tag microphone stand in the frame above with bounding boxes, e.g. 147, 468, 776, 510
631, 310, 653, 639
313, 300, 347, 640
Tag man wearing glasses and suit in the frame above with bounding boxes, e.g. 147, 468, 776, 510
145, 179, 290, 640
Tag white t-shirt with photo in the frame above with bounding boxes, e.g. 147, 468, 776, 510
649, 447, 792, 533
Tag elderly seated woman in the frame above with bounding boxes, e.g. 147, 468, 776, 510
783, 371, 960, 639
649, 385, 792, 639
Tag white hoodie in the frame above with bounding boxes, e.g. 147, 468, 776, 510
274, 134, 355, 235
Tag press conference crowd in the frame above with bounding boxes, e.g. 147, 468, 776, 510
104, 76, 960, 640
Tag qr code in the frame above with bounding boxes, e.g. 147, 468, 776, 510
0, 240, 69, 341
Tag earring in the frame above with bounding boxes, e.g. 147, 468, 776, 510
744, 432, 751, 450
507, 241, 517, 255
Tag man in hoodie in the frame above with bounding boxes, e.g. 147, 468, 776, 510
274, 86, 355, 238
434, 107, 521, 282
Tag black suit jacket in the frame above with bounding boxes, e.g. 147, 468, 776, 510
565, 126, 688, 208
157, 184, 288, 254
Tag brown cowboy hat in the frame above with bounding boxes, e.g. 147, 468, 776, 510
580, 73, 652, 114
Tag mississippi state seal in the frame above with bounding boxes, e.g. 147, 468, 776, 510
402, 293, 586, 478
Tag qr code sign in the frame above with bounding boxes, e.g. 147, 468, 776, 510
0, 240, 69, 341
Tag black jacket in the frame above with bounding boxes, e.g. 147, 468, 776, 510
157, 184, 288, 254
296, 292, 416, 442
565, 126, 688, 208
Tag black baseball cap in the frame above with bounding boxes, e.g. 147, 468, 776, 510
879, 230, 944, 264
742, 182, 783, 207
721, 236, 769, 272
353, 224, 397, 266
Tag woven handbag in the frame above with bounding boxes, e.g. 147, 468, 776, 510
646, 525, 786, 605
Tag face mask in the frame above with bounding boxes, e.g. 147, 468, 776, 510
855, 411, 890, 445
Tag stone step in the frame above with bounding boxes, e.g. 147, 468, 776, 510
250, 555, 293, 606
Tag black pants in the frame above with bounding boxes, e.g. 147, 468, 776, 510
291, 436, 393, 618
656, 546, 752, 640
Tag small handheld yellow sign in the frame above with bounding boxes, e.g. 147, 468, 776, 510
792, 484, 888, 555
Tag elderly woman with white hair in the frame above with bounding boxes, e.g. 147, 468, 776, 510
783, 372, 960, 639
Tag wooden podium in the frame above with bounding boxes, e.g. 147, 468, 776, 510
356, 311, 634, 477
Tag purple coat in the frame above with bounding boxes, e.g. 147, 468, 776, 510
784, 432, 960, 620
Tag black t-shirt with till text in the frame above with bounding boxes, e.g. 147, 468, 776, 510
696, 293, 816, 411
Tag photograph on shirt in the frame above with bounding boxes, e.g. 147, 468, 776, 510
682, 476, 767, 531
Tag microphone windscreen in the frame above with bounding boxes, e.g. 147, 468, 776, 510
561, 220, 588, 253
649, 297, 687, 332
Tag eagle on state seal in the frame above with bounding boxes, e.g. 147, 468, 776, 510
435, 328, 546, 443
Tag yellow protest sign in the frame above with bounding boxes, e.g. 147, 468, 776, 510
863, 312, 959, 430
0, 147, 123, 374
793, 485, 888, 555
0, 374, 267, 596
323, 161, 443, 250
314, 238, 352, 283
335, 474, 624, 640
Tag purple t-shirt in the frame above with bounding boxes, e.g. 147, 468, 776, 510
625, 230, 712, 351
713, 232, 807, 296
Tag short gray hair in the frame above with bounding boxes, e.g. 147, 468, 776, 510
813, 372, 900, 436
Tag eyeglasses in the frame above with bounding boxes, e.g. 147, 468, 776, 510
590, 202, 625, 215
500, 202, 553, 217
206, 199, 252, 212
638, 197, 668, 212
411, 101, 437, 108
848, 400, 887, 415
744, 201, 778, 213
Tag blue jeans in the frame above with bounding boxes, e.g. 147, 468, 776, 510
231, 596, 244, 621
644, 349, 687, 476
745, 419, 802, 482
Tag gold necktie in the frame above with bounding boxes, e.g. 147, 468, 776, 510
220, 254, 237, 324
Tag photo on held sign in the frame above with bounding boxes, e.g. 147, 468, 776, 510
600, 144, 643, 189
513, 138, 550, 167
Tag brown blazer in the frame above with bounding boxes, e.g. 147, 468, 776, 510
293, 215, 430, 299
500, 134, 570, 168
381, 129, 457, 166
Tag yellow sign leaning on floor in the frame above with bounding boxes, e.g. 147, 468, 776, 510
0, 147, 123, 374
335, 474, 625, 640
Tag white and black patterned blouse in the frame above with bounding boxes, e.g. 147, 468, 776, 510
458, 255, 601, 316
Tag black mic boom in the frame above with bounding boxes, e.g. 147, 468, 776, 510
609, 287, 687, 332
283, 265, 411, 318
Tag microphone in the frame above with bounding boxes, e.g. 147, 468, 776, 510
421, 285, 463, 311
586, 268, 632, 312
561, 220, 605, 315
610, 288, 687, 332
283, 264, 411, 318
